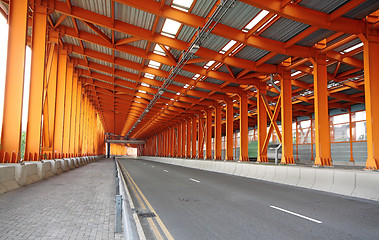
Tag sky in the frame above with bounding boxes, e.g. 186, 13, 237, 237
0, 15, 31, 134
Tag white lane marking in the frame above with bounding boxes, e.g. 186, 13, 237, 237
163, 170, 168, 173
151, 166, 154, 168
270, 205, 322, 224
189, 178, 200, 183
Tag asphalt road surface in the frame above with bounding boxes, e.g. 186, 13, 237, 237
119, 158, 379, 240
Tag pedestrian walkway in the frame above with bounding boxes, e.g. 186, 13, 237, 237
0, 158, 122, 240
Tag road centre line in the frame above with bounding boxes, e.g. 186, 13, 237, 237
189, 178, 200, 183
270, 205, 322, 224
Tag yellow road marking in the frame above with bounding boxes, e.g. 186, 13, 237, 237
120, 160, 174, 240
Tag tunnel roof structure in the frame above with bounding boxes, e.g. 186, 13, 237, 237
1, 0, 377, 140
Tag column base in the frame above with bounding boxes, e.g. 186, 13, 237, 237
226, 156, 234, 160
314, 156, 332, 166
239, 156, 249, 161
257, 155, 268, 162
280, 156, 295, 164
215, 156, 222, 160
365, 157, 378, 170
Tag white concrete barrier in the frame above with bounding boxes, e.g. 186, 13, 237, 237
283, 167, 300, 186
58, 159, 69, 172
223, 161, 236, 175
297, 168, 316, 189
255, 165, 266, 180
352, 172, 379, 201
233, 163, 244, 177
67, 158, 75, 169
272, 166, 287, 184
245, 164, 258, 179
312, 169, 334, 192
263, 166, 276, 182
24, 163, 41, 185
0, 165, 19, 193
330, 170, 356, 196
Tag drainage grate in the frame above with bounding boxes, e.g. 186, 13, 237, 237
138, 212, 156, 218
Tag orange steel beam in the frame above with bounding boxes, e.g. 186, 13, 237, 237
238, 92, 249, 161
186, 118, 191, 158
25, 4, 47, 161
206, 108, 212, 159
69, 73, 78, 156
225, 97, 234, 160
257, 87, 268, 162
312, 55, 332, 166
53, 49, 68, 158
239, 0, 364, 33
279, 70, 295, 164
214, 104, 222, 160
0, 0, 28, 163
62, 63, 74, 156
191, 117, 197, 158
359, 33, 379, 170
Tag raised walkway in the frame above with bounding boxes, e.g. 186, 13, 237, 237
0, 158, 121, 240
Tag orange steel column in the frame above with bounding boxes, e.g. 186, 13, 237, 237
53, 50, 67, 158
0, 0, 28, 163
257, 88, 268, 162
192, 117, 197, 158
74, 82, 82, 156
312, 55, 332, 166
181, 122, 186, 157
24, 4, 47, 161
171, 127, 174, 157
62, 63, 73, 157
360, 34, 379, 169
215, 104, 222, 160
206, 108, 213, 159
69, 74, 78, 156
198, 116, 204, 159
239, 92, 249, 161
225, 98, 234, 160
280, 70, 295, 164
186, 119, 191, 158
178, 123, 182, 157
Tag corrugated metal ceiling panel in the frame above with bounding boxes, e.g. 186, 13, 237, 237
333, 38, 361, 52
115, 2, 156, 30
204, 78, 225, 85
115, 65, 140, 75
296, 28, 336, 47
264, 54, 289, 65
114, 31, 132, 41
62, 35, 81, 46
299, 0, 349, 14
70, 52, 85, 60
194, 87, 211, 93
116, 76, 137, 84
261, 18, 310, 43
127, 39, 148, 49
177, 25, 197, 43
191, 0, 218, 18
114, 50, 143, 64
91, 68, 113, 77
201, 34, 230, 52
83, 41, 113, 55
220, 1, 261, 30
71, 0, 112, 17
234, 45, 269, 62
343, 0, 379, 19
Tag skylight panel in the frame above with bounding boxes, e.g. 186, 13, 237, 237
192, 74, 200, 79
243, 10, 269, 32
176, 92, 181, 95
162, 19, 181, 38
148, 60, 161, 69
144, 73, 155, 79
138, 90, 146, 93
183, 84, 190, 88
141, 82, 150, 87
291, 71, 301, 77
256, 14, 277, 32
343, 42, 363, 53
172, 0, 193, 9
219, 40, 237, 54
204, 60, 215, 69
153, 44, 166, 56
